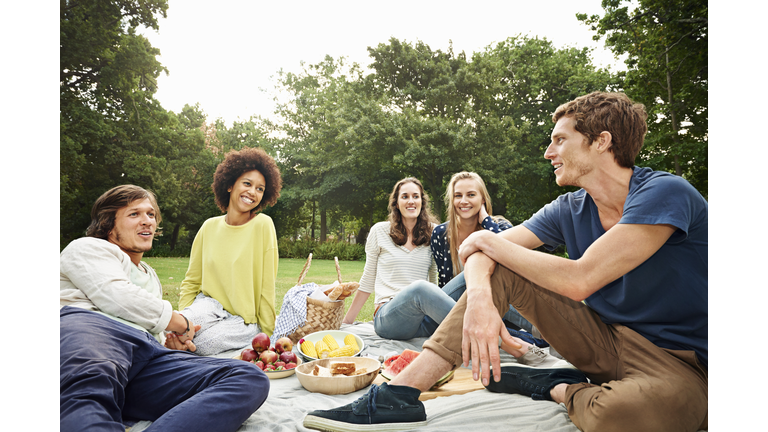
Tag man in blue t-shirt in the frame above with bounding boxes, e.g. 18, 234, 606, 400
303, 92, 707, 432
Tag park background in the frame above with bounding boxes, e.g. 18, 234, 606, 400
5, 0, 753, 429
58, 0, 710, 327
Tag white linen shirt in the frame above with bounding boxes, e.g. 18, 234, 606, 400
358, 221, 438, 305
60, 237, 173, 338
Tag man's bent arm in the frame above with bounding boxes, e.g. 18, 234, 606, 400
462, 223, 676, 301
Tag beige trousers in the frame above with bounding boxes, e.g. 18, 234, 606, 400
423, 265, 708, 432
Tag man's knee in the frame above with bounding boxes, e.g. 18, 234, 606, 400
570, 379, 707, 432
227, 362, 270, 411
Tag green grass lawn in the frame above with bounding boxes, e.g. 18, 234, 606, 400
143, 257, 375, 323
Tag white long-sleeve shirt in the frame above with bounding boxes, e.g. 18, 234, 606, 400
358, 221, 438, 305
60, 237, 173, 339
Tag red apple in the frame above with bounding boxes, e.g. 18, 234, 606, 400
241, 349, 258, 362
251, 333, 270, 353
259, 350, 279, 365
269, 346, 276, 352
253, 360, 265, 370
285, 362, 297, 370
279, 351, 298, 364
274, 337, 293, 354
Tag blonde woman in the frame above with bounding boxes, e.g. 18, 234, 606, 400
431, 172, 548, 362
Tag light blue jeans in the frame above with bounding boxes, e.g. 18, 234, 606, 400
440, 272, 534, 333
373, 279, 457, 340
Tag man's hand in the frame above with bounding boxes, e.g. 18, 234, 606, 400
458, 230, 494, 265
461, 293, 522, 386
164, 323, 202, 352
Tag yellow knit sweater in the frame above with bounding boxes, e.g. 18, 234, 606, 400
178, 214, 278, 336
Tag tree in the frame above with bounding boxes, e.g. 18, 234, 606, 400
468, 35, 620, 222
271, 56, 401, 242
366, 38, 481, 219
578, 0, 708, 197
60, 0, 224, 252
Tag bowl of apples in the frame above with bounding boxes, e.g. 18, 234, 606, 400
236, 333, 302, 379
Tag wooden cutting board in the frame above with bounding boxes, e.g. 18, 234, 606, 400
373, 367, 484, 401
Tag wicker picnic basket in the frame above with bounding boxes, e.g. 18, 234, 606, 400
286, 254, 347, 344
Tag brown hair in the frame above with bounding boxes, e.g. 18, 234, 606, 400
212, 147, 282, 213
444, 172, 493, 277
552, 91, 648, 168
387, 177, 438, 247
86, 185, 162, 240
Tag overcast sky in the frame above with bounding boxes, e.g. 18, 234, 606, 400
142, 0, 626, 124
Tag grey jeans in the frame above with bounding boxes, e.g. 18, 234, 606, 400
180, 293, 261, 356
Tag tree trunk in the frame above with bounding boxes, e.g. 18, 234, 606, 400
320, 207, 327, 243
311, 201, 316, 240
666, 52, 682, 176
169, 224, 180, 251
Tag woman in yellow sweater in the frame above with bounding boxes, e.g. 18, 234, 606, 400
165, 147, 282, 356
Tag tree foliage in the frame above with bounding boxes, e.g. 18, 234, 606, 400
270, 37, 618, 240
63, 1, 696, 254
578, 0, 708, 196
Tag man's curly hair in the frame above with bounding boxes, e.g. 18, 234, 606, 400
212, 147, 282, 213
553, 91, 648, 168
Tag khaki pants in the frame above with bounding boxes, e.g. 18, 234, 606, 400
423, 265, 708, 432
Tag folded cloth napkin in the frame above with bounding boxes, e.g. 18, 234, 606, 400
271, 283, 319, 344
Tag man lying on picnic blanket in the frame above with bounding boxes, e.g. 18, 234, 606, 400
59, 185, 269, 432
304, 91, 708, 432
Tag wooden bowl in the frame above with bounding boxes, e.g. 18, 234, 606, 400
296, 357, 381, 395
297, 330, 365, 362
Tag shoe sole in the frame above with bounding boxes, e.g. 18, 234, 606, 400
499, 360, 575, 370
303, 415, 428, 432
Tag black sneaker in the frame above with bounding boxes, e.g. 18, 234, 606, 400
484, 366, 588, 401
303, 382, 427, 431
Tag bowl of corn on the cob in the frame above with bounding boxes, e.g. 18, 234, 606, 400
297, 330, 365, 362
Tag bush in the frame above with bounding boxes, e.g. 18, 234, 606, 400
278, 238, 365, 261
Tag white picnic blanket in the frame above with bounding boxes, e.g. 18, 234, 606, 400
129, 321, 591, 432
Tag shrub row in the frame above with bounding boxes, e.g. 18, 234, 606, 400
278, 238, 366, 261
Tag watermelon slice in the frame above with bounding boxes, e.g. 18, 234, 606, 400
383, 354, 400, 368
382, 349, 420, 379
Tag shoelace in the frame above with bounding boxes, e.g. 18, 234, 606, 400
351, 384, 380, 415
366, 384, 379, 414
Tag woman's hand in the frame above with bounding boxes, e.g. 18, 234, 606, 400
479, 203, 489, 222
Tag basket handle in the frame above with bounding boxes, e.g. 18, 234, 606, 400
334, 256, 342, 283
297, 253, 313, 285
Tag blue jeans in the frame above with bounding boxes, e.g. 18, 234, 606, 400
60, 306, 269, 432
373, 280, 457, 340
440, 272, 534, 333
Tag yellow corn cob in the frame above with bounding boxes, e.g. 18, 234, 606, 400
322, 334, 340, 351
344, 335, 360, 353
301, 340, 318, 358
315, 340, 331, 359
329, 344, 356, 358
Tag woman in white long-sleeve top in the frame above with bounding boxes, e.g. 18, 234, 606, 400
342, 177, 454, 340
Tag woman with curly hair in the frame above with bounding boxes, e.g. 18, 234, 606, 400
166, 147, 282, 356
342, 178, 455, 340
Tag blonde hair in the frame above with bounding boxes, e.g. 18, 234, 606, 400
444, 172, 493, 277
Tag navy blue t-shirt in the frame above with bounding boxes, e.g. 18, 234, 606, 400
522, 167, 708, 367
